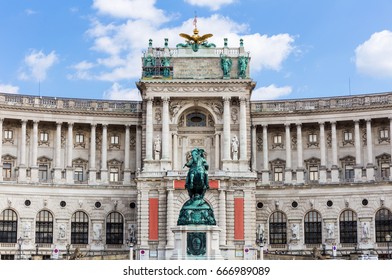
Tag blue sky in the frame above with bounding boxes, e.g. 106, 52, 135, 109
1, 0, 392, 101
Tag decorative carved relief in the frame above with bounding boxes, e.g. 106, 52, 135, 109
130, 136, 136, 150
204, 101, 223, 119
178, 115, 184, 127
155, 108, 161, 123
327, 132, 332, 148
170, 101, 184, 119
257, 136, 263, 151
190, 138, 204, 147
231, 107, 238, 124
61, 129, 66, 148
362, 128, 367, 146
291, 134, 297, 149
208, 114, 215, 127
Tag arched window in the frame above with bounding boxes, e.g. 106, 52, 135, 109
304, 211, 322, 244
71, 211, 89, 244
375, 208, 392, 242
339, 210, 357, 244
269, 211, 287, 244
106, 212, 124, 244
35, 210, 53, 244
0, 209, 17, 243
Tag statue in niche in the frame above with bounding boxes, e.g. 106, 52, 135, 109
58, 224, 66, 239
326, 223, 334, 239
177, 148, 216, 225
238, 55, 249, 78
362, 222, 370, 239
161, 57, 171, 77
93, 224, 102, 241
23, 222, 31, 239
154, 135, 161, 160
220, 54, 232, 78
231, 135, 239, 160
143, 54, 155, 77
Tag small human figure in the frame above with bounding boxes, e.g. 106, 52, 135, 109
154, 135, 161, 160
326, 223, 334, 239
58, 224, 66, 239
362, 222, 369, 239
161, 57, 171, 77
23, 222, 31, 239
220, 54, 232, 77
238, 55, 249, 78
231, 135, 239, 160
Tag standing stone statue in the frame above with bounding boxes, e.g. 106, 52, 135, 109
231, 135, 239, 160
154, 135, 161, 160
238, 55, 249, 78
220, 54, 232, 78
177, 148, 216, 225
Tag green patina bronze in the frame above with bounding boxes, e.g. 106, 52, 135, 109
238, 55, 249, 79
220, 54, 232, 78
187, 232, 206, 256
177, 148, 216, 225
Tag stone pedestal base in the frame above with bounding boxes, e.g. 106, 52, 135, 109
171, 225, 223, 260
366, 165, 375, 182
331, 167, 339, 183
66, 167, 74, 184
354, 166, 363, 182
17, 166, 27, 183
53, 168, 62, 184
261, 170, 269, 185
319, 167, 327, 184
296, 169, 304, 184
284, 169, 292, 184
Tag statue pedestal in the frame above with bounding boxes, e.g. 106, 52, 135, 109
171, 225, 223, 260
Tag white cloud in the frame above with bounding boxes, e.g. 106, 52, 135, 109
0, 84, 20, 94
103, 83, 141, 100
355, 30, 392, 78
68, 61, 95, 80
92, 0, 168, 24
73, 13, 295, 82
19, 50, 58, 81
184, 0, 235, 11
251, 84, 292, 100
25, 9, 37, 15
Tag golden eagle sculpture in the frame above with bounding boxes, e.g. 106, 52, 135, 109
177, 27, 216, 52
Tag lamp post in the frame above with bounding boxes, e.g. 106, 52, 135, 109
385, 234, 391, 260
66, 244, 70, 260
17, 237, 23, 260
126, 238, 136, 260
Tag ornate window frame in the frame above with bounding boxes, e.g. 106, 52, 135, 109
340, 155, 355, 182
74, 131, 86, 148
2, 154, 16, 181
342, 130, 354, 146
272, 134, 283, 149
109, 134, 121, 150
3, 128, 14, 144
378, 127, 390, 144
38, 131, 50, 146
376, 153, 391, 180
270, 158, 286, 182
304, 157, 321, 182
72, 158, 88, 183
108, 159, 123, 182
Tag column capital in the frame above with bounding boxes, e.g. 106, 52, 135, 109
353, 119, 360, 124
162, 96, 170, 102
223, 96, 231, 102
0, 118, 3, 122
147, 97, 153, 102
365, 118, 372, 123
296, 122, 302, 127
239, 96, 247, 103
91, 123, 97, 128
56, 121, 63, 126
125, 124, 131, 128
21, 119, 28, 124
262, 123, 268, 128
284, 122, 291, 128
33, 120, 39, 125
318, 121, 325, 126
101, 123, 108, 128
68, 122, 74, 127
330, 121, 337, 125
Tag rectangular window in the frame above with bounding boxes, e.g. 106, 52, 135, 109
109, 168, 119, 182
344, 131, 353, 141
380, 129, 389, 139
40, 132, 49, 142
110, 135, 119, 145
75, 133, 84, 143
309, 166, 319, 181
273, 135, 282, 144
3, 163, 11, 179
74, 167, 83, 182
345, 165, 354, 181
38, 165, 48, 181
4, 130, 13, 140
274, 167, 283, 182
381, 163, 390, 179
308, 134, 317, 143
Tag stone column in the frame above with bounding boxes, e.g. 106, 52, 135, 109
181, 136, 188, 169
89, 123, 97, 184
261, 124, 269, 184
284, 123, 292, 184
239, 97, 247, 162
0, 119, 3, 181
354, 120, 362, 182
296, 123, 304, 184
30, 120, 39, 183
124, 125, 131, 184
365, 119, 375, 181
251, 125, 257, 171
136, 125, 142, 172
166, 189, 174, 248
145, 98, 153, 161
331, 121, 339, 183
101, 124, 108, 183
161, 97, 170, 161
222, 97, 231, 161
66, 122, 74, 184
172, 132, 178, 170
319, 122, 327, 183
219, 189, 227, 247
215, 133, 220, 170
18, 119, 27, 182
53, 122, 62, 183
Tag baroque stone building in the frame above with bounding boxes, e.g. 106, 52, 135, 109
1, 33, 392, 260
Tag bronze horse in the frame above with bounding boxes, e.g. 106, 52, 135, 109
183, 148, 209, 200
